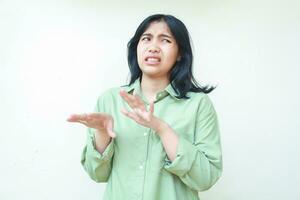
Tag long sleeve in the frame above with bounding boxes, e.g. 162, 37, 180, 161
163, 94, 223, 191
80, 89, 115, 182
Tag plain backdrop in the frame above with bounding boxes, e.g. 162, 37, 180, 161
1, 0, 299, 199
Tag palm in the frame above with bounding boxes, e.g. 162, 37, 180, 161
67, 113, 116, 138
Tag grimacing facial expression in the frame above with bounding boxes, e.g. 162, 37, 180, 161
137, 21, 180, 79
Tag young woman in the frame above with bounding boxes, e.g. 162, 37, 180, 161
67, 14, 222, 200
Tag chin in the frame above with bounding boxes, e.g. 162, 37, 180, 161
141, 69, 161, 77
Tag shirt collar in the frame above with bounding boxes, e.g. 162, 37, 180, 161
123, 77, 180, 100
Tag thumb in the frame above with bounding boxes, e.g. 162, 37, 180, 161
107, 119, 116, 138
149, 101, 154, 114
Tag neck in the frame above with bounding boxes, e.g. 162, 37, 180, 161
140, 75, 169, 98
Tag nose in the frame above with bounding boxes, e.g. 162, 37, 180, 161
148, 47, 160, 54
148, 42, 160, 53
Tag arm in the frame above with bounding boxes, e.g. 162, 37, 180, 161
81, 128, 114, 182
119, 90, 222, 191
80, 90, 115, 182
94, 129, 113, 154
158, 95, 223, 191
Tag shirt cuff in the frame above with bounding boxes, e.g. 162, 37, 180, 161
87, 130, 115, 162
163, 135, 197, 177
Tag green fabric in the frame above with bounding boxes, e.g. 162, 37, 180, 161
81, 78, 222, 200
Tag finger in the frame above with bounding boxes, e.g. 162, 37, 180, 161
133, 108, 140, 114
133, 108, 144, 120
77, 120, 89, 126
87, 113, 107, 121
67, 114, 79, 122
135, 108, 151, 121
131, 90, 144, 105
120, 90, 143, 109
133, 94, 147, 111
67, 113, 88, 122
120, 91, 147, 112
121, 108, 141, 122
131, 90, 147, 110
68, 119, 89, 127
107, 120, 116, 138
119, 90, 135, 102
149, 101, 154, 114
69, 113, 87, 121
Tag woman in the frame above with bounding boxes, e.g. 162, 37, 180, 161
67, 14, 222, 200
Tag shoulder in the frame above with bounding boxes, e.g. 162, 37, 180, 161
96, 84, 130, 102
187, 91, 216, 113
96, 86, 120, 100
187, 91, 212, 104
94, 86, 123, 112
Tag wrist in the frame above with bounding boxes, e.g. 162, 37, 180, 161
95, 129, 109, 137
94, 129, 112, 143
151, 117, 169, 135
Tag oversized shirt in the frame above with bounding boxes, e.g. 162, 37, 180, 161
81, 78, 223, 200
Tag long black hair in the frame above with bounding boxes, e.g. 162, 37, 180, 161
127, 14, 216, 99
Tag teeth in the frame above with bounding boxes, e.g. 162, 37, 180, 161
146, 58, 160, 62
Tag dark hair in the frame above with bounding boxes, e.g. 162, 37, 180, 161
127, 14, 216, 99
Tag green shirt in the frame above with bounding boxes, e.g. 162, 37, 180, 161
81, 78, 223, 200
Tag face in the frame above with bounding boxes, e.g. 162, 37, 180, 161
137, 20, 180, 79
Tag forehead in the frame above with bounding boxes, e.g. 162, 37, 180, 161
143, 21, 173, 36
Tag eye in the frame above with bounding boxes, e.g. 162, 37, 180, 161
141, 37, 150, 41
162, 38, 171, 43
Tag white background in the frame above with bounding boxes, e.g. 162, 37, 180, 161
1, 0, 299, 199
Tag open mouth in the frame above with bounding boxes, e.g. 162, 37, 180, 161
145, 57, 161, 65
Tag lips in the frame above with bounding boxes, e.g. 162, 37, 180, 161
144, 56, 161, 65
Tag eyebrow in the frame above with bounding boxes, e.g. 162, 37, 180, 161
141, 33, 173, 39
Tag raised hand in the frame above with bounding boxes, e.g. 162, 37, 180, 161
119, 89, 161, 130
67, 113, 116, 138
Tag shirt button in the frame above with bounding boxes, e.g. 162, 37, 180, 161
143, 132, 148, 136
139, 165, 143, 169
